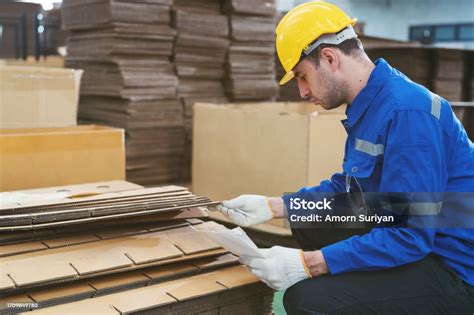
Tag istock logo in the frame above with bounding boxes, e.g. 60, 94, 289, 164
289, 198, 333, 210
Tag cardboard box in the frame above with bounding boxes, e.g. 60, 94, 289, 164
0, 125, 125, 191
0, 65, 82, 129
192, 102, 347, 227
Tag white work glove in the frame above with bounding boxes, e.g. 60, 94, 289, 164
217, 194, 274, 227
240, 246, 312, 291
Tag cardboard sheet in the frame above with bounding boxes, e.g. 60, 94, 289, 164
25, 265, 260, 314
0, 227, 226, 292
0, 241, 48, 257
193, 221, 264, 258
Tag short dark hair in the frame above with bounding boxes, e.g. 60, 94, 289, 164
305, 37, 364, 67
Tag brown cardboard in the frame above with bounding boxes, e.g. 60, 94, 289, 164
0, 274, 15, 290
124, 234, 184, 265
0, 228, 226, 292
0, 66, 82, 129
1, 185, 188, 211
0, 293, 35, 311
88, 272, 150, 292
0, 241, 48, 257
41, 234, 101, 249
4, 255, 78, 286
16, 180, 143, 197
192, 253, 239, 270
21, 265, 266, 314
215, 265, 259, 289
0, 125, 125, 192
167, 230, 221, 255
193, 102, 347, 229
143, 262, 198, 281
0, 56, 65, 68
27, 282, 95, 303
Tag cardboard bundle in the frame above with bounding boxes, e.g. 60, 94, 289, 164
224, 0, 279, 101
0, 186, 217, 230
62, 0, 185, 185
432, 49, 465, 101
0, 182, 273, 314
61, 0, 173, 31
171, 1, 230, 181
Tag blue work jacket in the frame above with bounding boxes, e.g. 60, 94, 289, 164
282, 58, 474, 285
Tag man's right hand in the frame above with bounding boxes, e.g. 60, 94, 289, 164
216, 195, 275, 227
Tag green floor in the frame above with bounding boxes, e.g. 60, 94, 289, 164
273, 291, 286, 315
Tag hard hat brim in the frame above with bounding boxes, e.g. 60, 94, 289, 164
279, 70, 295, 85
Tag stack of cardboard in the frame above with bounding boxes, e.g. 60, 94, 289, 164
0, 182, 274, 314
432, 49, 465, 101
366, 47, 432, 89
223, 0, 279, 101
171, 0, 230, 181
61, 0, 185, 185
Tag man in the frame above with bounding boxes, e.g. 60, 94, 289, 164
217, 2, 474, 314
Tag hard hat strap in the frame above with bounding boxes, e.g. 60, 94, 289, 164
302, 25, 358, 57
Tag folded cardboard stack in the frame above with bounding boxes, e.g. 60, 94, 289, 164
432, 49, 465, 101
223, 0, 279, 101
171, 0, 230, 181
0, 182, 273, 314
62, 0, 184, 185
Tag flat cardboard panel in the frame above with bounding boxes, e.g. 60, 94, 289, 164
214, 265, 259, 289
0, 66, 82, 129
3, 256, 78, 286
42, 234, 101, 248
165, 275, 227, 301
167, 231, 221, 255
88, 272, 150, 292
67, 240, 134, 275
26, 298, 120, 314
0, 241, 48, 256
192, 103, 310, 200
0, 274, 15, 290
28, 282, 95, 303
143, 262, 198, 280
16, 180, 143, 197
107, 284, 178, 314
124, 233, 184, 264
0, 125, 125, 192
191, 253, 239, 270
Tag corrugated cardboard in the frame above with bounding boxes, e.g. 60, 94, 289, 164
0, 66, 82, 129
23, 265, 266, 314
0, 56, 65, 68
192, 102, 347, 228
0, 125, 125, 192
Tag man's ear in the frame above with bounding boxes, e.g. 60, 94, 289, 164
320, 47, 339, 72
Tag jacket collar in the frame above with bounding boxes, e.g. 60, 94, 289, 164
346, 58, 393, 128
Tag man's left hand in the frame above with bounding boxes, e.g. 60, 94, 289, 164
240, 246, 313, 291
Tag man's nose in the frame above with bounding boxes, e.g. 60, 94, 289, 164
297, 79, 310, 100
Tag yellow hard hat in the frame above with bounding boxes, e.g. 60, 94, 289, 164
276, 1, 357, 85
